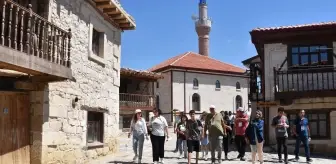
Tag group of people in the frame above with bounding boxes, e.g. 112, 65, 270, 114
128, 106, 313, 164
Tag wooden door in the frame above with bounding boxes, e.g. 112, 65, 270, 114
0, 92, 30, 164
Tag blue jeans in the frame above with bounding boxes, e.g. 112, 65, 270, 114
294, 136, 310, 160
177, 139, 187, 157
133, 134, 145, 160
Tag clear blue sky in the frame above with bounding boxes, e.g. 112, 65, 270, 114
120, 0, 336, 70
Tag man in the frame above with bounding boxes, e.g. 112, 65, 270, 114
186, 110, 202, 164
174, 111, 184, 152
228, 111, 235, 144
293, 110, 313, 163
204, 105, 232, 164
222, 111, 231, 160
271, 107, 289, 163
234, 107, 249, 161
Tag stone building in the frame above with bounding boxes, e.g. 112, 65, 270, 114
119, 68, 162, 129
246, 21, 336, 154
0, 0, 135, 163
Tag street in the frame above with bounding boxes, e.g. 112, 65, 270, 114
91, 129, 336, 164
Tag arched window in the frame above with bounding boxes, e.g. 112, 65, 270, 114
192, 93, 200, 111
193, 78, 199, 88
156, 95, 160, 108
215, 80, 221, 89
235, 95, 242, 110
236, 82, 241, 90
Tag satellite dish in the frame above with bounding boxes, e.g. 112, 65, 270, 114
191, 14, 198, 21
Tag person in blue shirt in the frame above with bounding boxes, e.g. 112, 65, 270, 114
292, 110, 313, 163
246, 110, 264, 164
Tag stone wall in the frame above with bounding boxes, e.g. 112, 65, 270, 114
29, 0, 123, 163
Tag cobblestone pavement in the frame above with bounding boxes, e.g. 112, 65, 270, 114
92, 130, 336, 164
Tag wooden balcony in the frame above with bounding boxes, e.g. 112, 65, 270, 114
0, 1, 72, 80
119, 93, 156, 110
274, 66, 336, 100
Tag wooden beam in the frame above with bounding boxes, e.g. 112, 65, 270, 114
119, 23, 132, 28
96, 1, 112, 8
14, 81, 37, 90
115, 18, 129, 24
109, 14, 124, 19
103, 8, 120, 14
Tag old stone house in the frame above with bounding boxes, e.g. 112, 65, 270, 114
119, 68, 162, 129
0, 0, 135, 163
246, 21, 336, 154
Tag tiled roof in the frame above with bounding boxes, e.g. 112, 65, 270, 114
251, 21, 336, 32
148, 52, 245, 74
121, 68, 163, 80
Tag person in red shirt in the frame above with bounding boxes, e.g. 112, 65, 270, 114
234, 107, 249, 161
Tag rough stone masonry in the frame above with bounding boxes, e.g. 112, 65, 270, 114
29, 0, 123, 163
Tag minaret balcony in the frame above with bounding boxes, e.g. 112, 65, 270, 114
196, 19, 212, 27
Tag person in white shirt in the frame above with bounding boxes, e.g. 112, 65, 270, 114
128, 109, 149, 163
149, 108, 169, 164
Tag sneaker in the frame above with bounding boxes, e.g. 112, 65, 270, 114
237, 155, 241, 159
153, 161, 158, 164
279, 159, 283, 163
307, 159, 313, 163
133, 155, 138, 160
204, 154, 208, 161
138, 159, 141, 164
293, 157, 299, 162
225, 156, 229, 160
217, 160, 222, 164
179, 154, 183, 159
159, 158, 164, 163
240, 157, 246, 161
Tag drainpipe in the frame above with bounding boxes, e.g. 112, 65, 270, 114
184, 70, 186, 113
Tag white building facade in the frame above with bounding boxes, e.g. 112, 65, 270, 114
151, 52, 249, 123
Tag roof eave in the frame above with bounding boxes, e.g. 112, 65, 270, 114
91, 0, 136, 30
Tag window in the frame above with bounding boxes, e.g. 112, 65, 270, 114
192, 93, 200, 111
236, 82, 241, 90
193, 78, 199, 88
89, 26, 106, 65
157, 81, 159, 88
235, 95, 242, 110
289, 45, 331, 68
286, 110, 330, 139
92, 28, 104, 57
156, 95, 160, 108
87, 111, 104, 144
215, 80, 221, 89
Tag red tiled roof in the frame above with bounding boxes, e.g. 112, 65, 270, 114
148, 52, 245, 74
251, 21, 336, 32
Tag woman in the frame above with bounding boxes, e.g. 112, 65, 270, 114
246, 110, 264, 164
223, 111, 231, 160
128, 109, 149, 164
176, 114, 188, 159
149, 108, 169, 164
200, 111, 209, 160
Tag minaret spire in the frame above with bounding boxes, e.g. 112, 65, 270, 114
193, 0, 212, 56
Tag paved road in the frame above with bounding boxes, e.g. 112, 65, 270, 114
92, 130, 336, 164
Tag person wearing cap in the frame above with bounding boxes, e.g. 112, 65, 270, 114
246, 110, 264, 164
204, 105, 232, 164
128, 109, 149, 163
234, 107, 249, 161
271, 107, 289, 163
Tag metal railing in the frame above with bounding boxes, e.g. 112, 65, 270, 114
119, 93, 155, 108
1, 0, 71, 67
